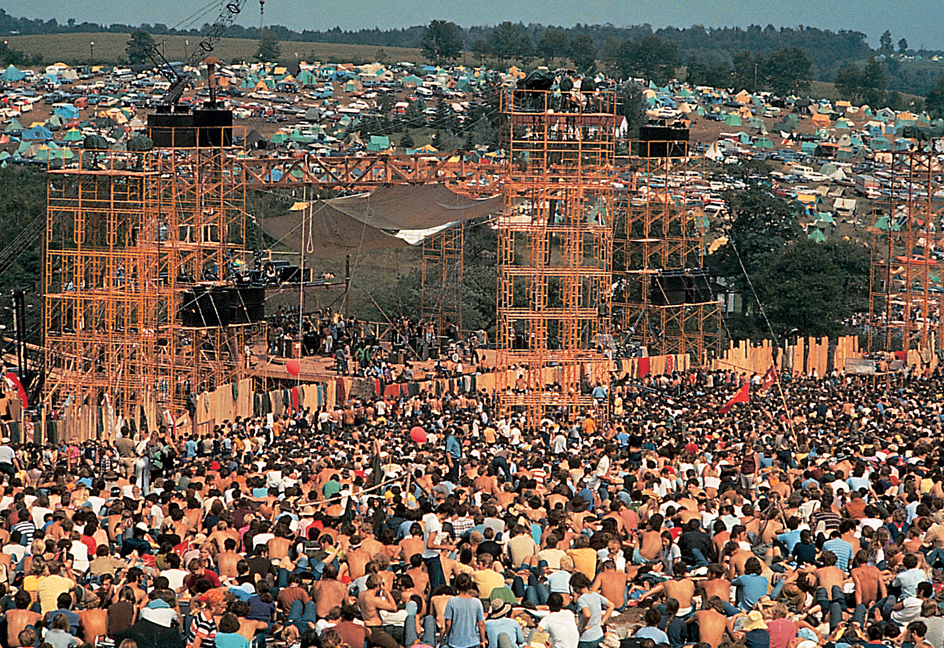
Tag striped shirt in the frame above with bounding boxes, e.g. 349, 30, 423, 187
187, 611, 217, 648
822, 538, 854, 573
12, 519, 35, 545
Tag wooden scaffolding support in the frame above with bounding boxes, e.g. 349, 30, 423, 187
868, 145, 944, 352
495, 88, 618, 429
613, 151, 722, 362
44, 129, 264, 431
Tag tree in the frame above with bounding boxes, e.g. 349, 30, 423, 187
613, 36, 680, 85
731, 50, 764, 92
567, 34, 597, 74
537, 29, 568, 66
421, 20, 463, 64
764, 47, 812, 96
126, 30, 155, 65
834, 59, 887, 107
879, 29, 893, 56
487, 22, 532, 65
898, 38, 908, 55
753, 240, 869, 338
834, 64, 862, 100
926, 77, 944, 119
255, 29, 281, 62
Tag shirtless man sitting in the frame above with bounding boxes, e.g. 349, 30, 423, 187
591, 560, 632, 611
313, 565, 350, 620
216, 538, 243, 581
7, 590, 42, 648
357, 573, 398, 629
813, 550, 848, 631
633, 514, 664, 564
687, 597, 734, 648
698, 564, 737, 616
851, 549, 887, 626
78, 603, 108, 645
639, 563, 695, 618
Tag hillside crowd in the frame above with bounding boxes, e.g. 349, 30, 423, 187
0, 365, 942, 648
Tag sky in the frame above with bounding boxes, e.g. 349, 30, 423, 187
4, 0, 942, 51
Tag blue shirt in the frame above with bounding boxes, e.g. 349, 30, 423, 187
446, 434, 462, 460
732, 574, 769, 611
576, 592, 609, 642
635, 627, 669, 644
777, 529, 803, 553
485, 618, 524, 648
444, 596, 485, 648
822, 538, 854, 572
185, 439, 197, 458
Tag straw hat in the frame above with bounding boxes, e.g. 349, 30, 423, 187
742, 611, 767, 632
489, 599, 512, 619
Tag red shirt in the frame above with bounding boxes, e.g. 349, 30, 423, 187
767, 618, 796, 648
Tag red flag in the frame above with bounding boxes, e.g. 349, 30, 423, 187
760, 365, 778, 392
720, 382, 749, 414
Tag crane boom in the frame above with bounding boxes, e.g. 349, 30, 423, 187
152, 0, 252, 109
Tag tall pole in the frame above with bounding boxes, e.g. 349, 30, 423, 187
344, 254, 350, 319
299, 188, 306, 336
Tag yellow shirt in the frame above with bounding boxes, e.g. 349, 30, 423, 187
471, 568, 505, 599
37, 574, 73, 615
567, 547, 598, 580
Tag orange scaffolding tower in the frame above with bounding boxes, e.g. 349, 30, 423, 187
44, 126, 263, 432
421, 224, 464, 335
613, 148, 722, 360
495, 88, 618, 428
868, 146, 944, 352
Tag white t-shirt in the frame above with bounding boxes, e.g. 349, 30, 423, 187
538, 610, 580, 648
162, 568, 189, 592
422, 513, 444, 559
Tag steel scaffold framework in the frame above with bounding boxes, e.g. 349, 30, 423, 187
868, 145, 944, 352
421, 223, 464, 335
44, 129, 264, 427
613, 151, 722, 361
495, 88, 618, 428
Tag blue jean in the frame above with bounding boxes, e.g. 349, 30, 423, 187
404, 601, 437, 647
288, 600, 318, 632
425, 554, 446, 592
854, 596, 892, 625
690, 548, 710, 568
815, 585, 845, 631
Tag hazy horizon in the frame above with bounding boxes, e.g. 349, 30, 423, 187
1, 0, 940, 51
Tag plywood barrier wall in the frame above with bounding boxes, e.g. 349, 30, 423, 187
712, 335, 862, 377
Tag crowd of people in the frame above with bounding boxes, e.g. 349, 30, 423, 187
0, 364, 943, 648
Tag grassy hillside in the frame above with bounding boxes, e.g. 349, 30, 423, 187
7, 32, 427, 66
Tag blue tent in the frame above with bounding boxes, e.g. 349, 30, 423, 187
54, 105, 79, 120
21, 125, 54, 141
0, 65, 24, 82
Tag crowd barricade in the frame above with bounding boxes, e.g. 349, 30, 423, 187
46, 353, 692, 441
710, 335, 862, 377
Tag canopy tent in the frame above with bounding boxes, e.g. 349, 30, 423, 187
21, 125, 54, 141
0, 65, 24, 82
327, 184, 502, 233
258, 202, 410, 257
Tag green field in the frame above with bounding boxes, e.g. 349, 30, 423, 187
7, 32, 427, 67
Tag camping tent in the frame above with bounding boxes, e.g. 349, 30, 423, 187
0, 65, 24, 83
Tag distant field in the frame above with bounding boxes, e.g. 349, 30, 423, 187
6, 32, 427, 66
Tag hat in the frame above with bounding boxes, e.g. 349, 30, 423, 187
602, 634, 621, 648
301, 505, 315, 516
489, 599, 512, 619
742, 611, 767, 632
135, 522, 149, 532
192, 533, 208, 546
1, 438, 8, 444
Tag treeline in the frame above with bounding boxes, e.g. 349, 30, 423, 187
0, 9, 887, 73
